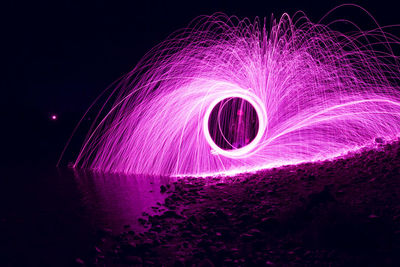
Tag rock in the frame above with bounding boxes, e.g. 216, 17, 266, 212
368, 214, 379, 219
160, 185, 167, 193
198, 258, 215, 267
124, 255, 143, 264
173, 259, 185, 267
161, 210, 182, 219
128, 241, 137, 248
247, 228, 261, 235
75, 258, 84, 265
138, 218, 147, 225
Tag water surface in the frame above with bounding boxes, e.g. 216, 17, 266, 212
0, 166, 171, 266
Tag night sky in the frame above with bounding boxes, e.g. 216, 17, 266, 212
4, 0, 400, 168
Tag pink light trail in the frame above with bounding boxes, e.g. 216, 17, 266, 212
71, 8, 400, 177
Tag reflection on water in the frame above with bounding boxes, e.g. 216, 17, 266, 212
72, 170, 173, 232
1, 167, 174, 266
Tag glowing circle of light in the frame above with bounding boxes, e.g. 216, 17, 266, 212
203, 92, 267, 158
63, 7, 400, 177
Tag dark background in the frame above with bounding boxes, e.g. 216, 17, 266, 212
3, 0, 400, 167
2, 1, 400, 265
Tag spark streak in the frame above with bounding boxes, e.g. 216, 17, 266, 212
71, 9, 400, 176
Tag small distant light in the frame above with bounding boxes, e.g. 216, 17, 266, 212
51, 115, 57, 120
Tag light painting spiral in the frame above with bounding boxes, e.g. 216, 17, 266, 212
71, 8, 400, 176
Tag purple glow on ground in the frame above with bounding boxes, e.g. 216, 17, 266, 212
51, 115, 57, 120
72, 11, 400, 176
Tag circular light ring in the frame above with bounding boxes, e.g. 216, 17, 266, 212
203, 91, 267, 158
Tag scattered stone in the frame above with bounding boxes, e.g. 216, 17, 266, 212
124, 255, 143, 264
78, 140, 400, 266
198, 258, 215, 267
161, 210, 182, 219
368, 214, 379, 219
160, 185, 167, 193
75, 258, 84, 265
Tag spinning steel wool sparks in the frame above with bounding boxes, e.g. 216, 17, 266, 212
69, 8, 400, 176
